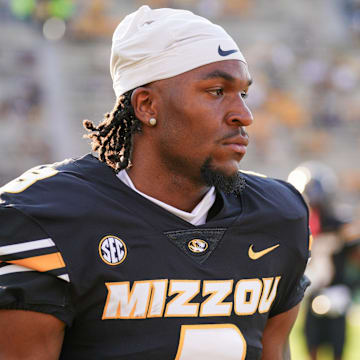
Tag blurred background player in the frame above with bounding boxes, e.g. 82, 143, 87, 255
288, 162, 360, 360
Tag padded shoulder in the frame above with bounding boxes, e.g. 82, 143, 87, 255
240, 170, 309, 220
0, 154, 115, 211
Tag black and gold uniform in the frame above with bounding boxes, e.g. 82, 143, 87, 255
0, 154, 310, 360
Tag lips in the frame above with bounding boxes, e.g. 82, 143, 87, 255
222, 135, 249, 154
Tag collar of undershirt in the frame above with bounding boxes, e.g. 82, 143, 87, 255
117, 170, 216, 225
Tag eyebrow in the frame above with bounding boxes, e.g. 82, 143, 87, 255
200, 70, 253, 86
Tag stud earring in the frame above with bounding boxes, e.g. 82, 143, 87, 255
149, 118, 157, 126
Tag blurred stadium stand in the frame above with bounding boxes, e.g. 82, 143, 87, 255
2, 0, 359, 209
1, 0, 359, 200
1, 0, 360, 207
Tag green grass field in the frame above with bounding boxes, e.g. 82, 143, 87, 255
290, 303, 360, 360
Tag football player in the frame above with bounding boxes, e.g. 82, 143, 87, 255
0, 6, 310, 360
289, 162, 360, 360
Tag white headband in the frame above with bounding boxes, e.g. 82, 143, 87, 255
110, 6, 247, 97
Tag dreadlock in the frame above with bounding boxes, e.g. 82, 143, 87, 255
83, 90, 142, 172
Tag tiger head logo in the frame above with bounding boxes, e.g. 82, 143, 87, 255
188, 239, 208, 254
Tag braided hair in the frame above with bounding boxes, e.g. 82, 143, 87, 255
83, 90, 142, 172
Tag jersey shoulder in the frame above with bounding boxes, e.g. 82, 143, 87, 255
240, 169, 309, 219
0, 154, 114, 208
239, 170, 311, 271
0, 154, 116, 289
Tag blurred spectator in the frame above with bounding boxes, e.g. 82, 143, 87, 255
69, 0, 118, 39
341, 0, 360, 37
288, 162, 360, 360
10, 0, 74, 24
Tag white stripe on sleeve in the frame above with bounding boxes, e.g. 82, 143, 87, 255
0, 238, 55, 255
58, 274, 70, 282
0, 264, 33, 275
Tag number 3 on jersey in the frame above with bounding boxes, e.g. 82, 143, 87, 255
175, 324, 246, 360
0, 166, 58, 194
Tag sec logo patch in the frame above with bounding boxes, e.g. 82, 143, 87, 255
99, 235, 127, 265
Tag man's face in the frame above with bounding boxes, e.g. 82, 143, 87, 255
149, 60, 253, 185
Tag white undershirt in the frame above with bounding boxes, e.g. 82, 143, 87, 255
117, 170, 216, 225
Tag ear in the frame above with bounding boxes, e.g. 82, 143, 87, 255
131, 87, 158, 126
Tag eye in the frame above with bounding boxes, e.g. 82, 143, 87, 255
241, 92, 248, 99
208, 88, 224, 97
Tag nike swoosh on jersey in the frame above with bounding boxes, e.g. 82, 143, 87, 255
248, 244, 280, 260
218, 45, 238, 57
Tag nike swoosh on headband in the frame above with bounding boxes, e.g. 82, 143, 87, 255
218, 45, 238, 57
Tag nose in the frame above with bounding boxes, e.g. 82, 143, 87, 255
225, 95, 253, 127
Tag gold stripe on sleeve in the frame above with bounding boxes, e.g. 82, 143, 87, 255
5, 252, 66, 272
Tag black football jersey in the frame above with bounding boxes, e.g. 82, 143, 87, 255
0, 154, 310, 360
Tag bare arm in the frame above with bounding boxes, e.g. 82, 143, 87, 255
0, 309, 65, 360
261, 304, 300, 360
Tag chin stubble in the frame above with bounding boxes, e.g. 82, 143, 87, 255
200, 158, 246, 195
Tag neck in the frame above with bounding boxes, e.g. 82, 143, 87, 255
127, 133, 213, 211
126, 165, 210, 212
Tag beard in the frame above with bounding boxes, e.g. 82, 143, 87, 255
200, 157, 246, 195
